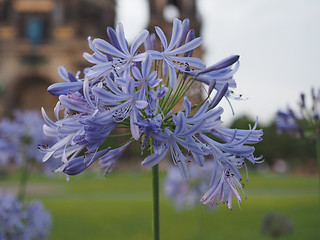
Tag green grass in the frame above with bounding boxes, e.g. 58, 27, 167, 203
0, 171, 319, 240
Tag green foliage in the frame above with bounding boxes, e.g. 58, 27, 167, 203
229, 115, 316, 166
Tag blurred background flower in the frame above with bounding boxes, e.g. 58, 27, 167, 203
0, 110, 56, 168
0, 191, 51, 240
0, 110, 58, 201
164, 161, 212, 210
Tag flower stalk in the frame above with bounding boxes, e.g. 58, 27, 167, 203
316, 135, 320, 202
152, 164, 160, 240
17, 157, 29, 203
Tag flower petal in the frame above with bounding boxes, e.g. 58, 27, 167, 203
107, 27, 122, 51
141, 147, 168, 167
132, 66, 143, 81
93, 38, 126, 58
116, 22, 130, 55
58, 66, 69, 81
167, 18, 182, 51
142, 54, 152, 78
200, 55, 240, 74
155, 26, 168, 50
47, 82, 83, 96
169, 37, 202, 55
176, 18, 190, 48
130, 30, 149, 54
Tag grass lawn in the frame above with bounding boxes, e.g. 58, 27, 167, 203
0, 170, 319, 240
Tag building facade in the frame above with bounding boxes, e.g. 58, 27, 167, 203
0, 0, 115, 116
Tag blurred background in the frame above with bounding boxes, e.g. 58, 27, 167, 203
0, 0, 319, 239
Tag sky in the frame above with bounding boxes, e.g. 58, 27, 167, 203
116, 0, 320, 125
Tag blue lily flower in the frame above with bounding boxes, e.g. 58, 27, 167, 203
85, 22, 149, 79
58, 148, 110, 176
136, 115, 163, 152
92, 77, 148, 140
275, 109, 301, 135
148, 18, 206, 88
199, 118, 263, 165
0, 110, 56, 169
194, 55, 240, 91
132, 54, 162, 101
142, 108, 211, 181
200, 160, 244, 209
47, 67, 83, 96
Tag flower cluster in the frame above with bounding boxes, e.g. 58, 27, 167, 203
41, 18, 262, 208
0, 110, 57, 171
276, 87, 320, 138
0, 191, 51, 240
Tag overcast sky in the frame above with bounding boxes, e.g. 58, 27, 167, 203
116, 0, 320, 125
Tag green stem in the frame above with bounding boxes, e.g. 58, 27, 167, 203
165, 78, 195, 113
18, 158, 29, 203
160, 88, 173, 110
164, 76, 185, 112
316, 135, 320, 203
152, 164, 160, 240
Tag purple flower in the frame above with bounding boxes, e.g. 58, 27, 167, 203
200, 119, 263, 165
149, 18, 206, 88
0, 192, 23, 239
142, 98, 217, 181
47, 66, 83, 96
132, 54, 162, 101
41, 17, 263, 211
200, 159, 244, 209
85, 23, 149, 79
0, 110, 56, 170
188, 55, 240, 110
135, 115, 163, 152
40, 107, 87, 164
24, 201, 51, 239
92, 77, 148, 140
275, 109, 301, 135
0, 191, 51, 240
57, 148, 110, 176
276, 87, 320, 137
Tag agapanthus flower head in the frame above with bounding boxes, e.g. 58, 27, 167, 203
0, 191, 51, 240
41, 18, 262, 208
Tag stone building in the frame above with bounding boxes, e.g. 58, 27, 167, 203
0, 0, 115, 116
